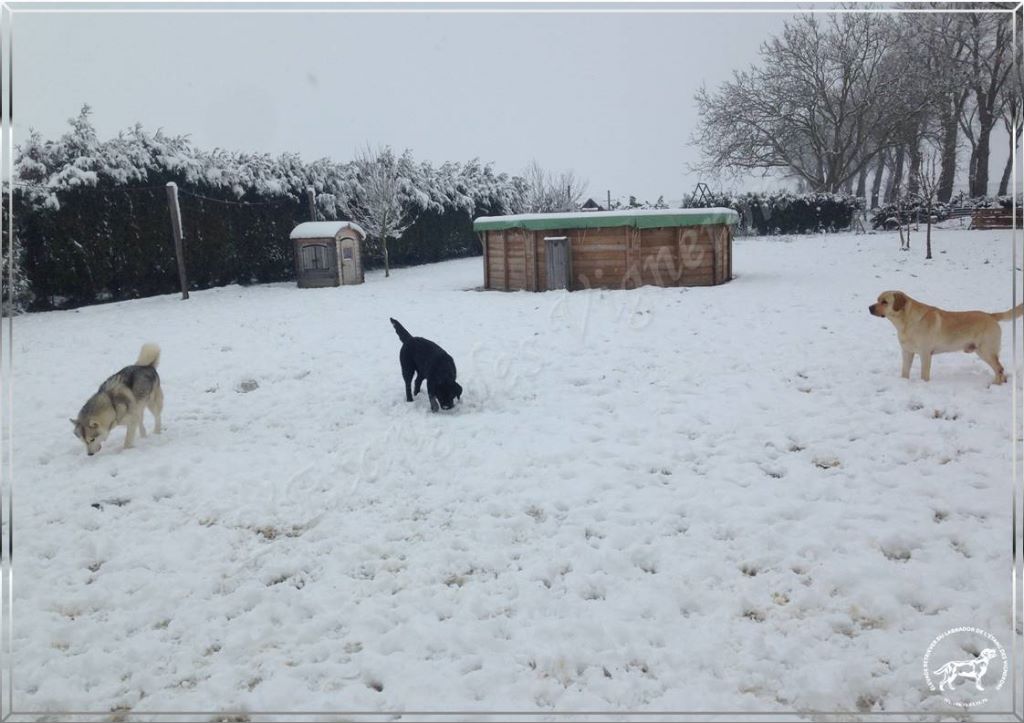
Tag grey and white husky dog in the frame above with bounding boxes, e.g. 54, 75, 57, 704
71, 343, 163, 456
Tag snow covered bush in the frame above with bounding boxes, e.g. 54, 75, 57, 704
0, 203, 33, 315
684, 191, 862, 235
12, 106, 525, 309
869, 194, 1023, 230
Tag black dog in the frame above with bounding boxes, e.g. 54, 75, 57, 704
390, 318, 462, 412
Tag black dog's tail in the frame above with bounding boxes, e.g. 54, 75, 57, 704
390, 318, 412, 343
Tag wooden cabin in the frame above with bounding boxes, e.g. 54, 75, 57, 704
473, 208, 738, 291
290, 221, 366, 288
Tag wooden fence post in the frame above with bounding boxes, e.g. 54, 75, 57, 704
166, 182, 188, 300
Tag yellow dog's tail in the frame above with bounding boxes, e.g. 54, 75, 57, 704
992, 303, 1024, 322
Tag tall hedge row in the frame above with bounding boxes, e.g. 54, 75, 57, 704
685, 191, 863, 235
15, 183, 492, 310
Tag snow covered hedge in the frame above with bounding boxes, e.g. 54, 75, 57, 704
684, 191, 862, 235
11, 106, 524, 310
869, 195, 1022, 230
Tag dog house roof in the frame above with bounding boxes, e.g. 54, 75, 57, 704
290, 221, 366, 240
473, 207, 739, 232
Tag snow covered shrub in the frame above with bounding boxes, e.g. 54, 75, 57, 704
0, 200, 33, 315
685, 191, 862, 235
869, 195, 1022, 230
12, 107, 525, 309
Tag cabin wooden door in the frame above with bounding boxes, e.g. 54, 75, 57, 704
299, 242, 338, 285
545, 236, 570, 290
339, 239, 357, 284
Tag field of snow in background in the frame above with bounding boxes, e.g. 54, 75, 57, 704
9, 228, 1018, 717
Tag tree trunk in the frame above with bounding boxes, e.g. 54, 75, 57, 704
966, 144, 979, 198
938, 110, 959, 203
971, 99, 994, 197
383, 236, 390, 278
926, 205, 932, 260
870, 153, 886, 209
998, 148, 1013, 196
907, 132, 923, 197
885, 146, 906, 204
855, 165, 868, 199
998, 124, 1021, 196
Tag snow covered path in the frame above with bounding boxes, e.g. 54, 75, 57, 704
10, 228, 1017, 716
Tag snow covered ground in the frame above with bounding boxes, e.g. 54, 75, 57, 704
9, 228, 1019, 718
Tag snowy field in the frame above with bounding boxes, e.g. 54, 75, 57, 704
9, 228, 1019, 717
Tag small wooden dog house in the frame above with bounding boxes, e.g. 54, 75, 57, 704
473, 208, 738, 291
290, 221, 366, 288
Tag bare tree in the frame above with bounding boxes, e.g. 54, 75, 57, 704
912, 144, 944, 260
343, 146, 415, 278
903, 9, 973, 203
959, 8, 1015, 197
515, 160, 588, 213
996, 6, 1023, 195
693, 13, 916, 192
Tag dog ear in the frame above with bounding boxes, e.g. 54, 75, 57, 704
69, 418, 77, 425
88, 420, 100, 429
892, 292, 907, 312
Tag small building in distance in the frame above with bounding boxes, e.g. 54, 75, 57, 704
290, 221, 366, 288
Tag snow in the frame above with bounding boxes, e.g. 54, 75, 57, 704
290, 221, 366, 240
11, 228, 1015, 715
475, 206, 740, 226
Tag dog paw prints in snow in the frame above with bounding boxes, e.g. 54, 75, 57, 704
812, 455, 841, 470
742, 607, 767, 623
739, 563, 761, 578
235, 379, 259, 393
90, 497, 130, 510
879, 538, 914, 562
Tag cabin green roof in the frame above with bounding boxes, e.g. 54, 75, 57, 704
473, 207, 739, 232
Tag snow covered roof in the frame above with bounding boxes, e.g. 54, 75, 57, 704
473, 207, 739, 232
289, 221, 366, 240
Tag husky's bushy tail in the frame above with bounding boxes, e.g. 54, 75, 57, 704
390, 318, 412, 343
136, 343, 161, 368
992, 304, 1024, 322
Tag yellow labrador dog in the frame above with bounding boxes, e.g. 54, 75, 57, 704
870, 291, 1023, 384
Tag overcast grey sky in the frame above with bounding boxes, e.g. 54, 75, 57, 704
13, 8, 1011, 202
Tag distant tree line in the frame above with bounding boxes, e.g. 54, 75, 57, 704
4, 106, 593, 311
694, 5, 1022, 203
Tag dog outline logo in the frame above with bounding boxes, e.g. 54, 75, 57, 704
923, 627, 1007, 708
932, 648, 998, 691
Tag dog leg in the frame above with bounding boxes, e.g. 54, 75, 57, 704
123, 417, 137, 449
979, 349, 1006, 384
920, 352, 932, 381
901, 350, 914, 379
413, 373, 424, 396
150, 388, 163, 434
137, 413, 147, 438
429, 394, 440, 413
